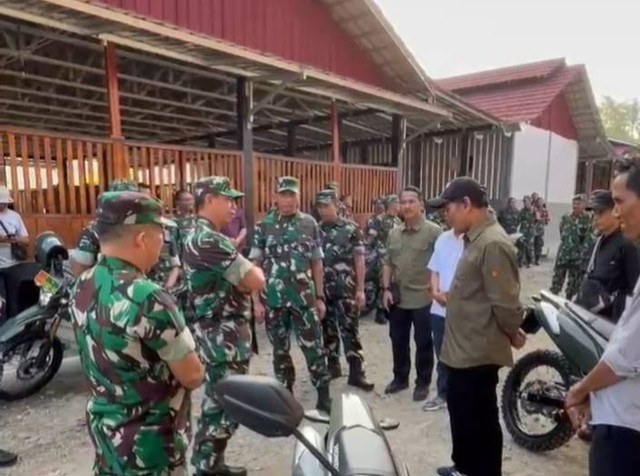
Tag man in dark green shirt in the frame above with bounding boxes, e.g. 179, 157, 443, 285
428, 177, 525, 476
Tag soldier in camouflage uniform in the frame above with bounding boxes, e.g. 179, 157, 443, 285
183, 177, 265, 476
249, 176, 331, 413
533, 197, 551, 265
426, 207, 447, 230
172, 189, 197, 321
498, 197, 520, 234
68, 191, 204, 475
518, 196, 536, 268
363, 197, 385, 320
69, 179, 139, 277
315, 189, 374, 391
550, 194, 592, 299
367, 195, 401, 323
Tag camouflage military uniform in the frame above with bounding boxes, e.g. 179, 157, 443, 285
550, 211, 592, 299
148, 228, 181, 288
172, 212, 197, 320
183, 177, 253, 473
68, 191, 195, 476
498, 206, 520, 234
426, 209, 447, 230
249, 178, 329, 392
70, 179, 139, 269
518, 207, 536, 266
533, 206, 551, 263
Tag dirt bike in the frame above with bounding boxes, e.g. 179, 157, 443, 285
0, 232, 71, 401
216, 375, 410, 475
501, 290, 612, 452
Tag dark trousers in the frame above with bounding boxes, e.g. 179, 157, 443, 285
447, 365, 502, 476
590, 425, 640, 476
430, 314, 448, 398
388, 305, 433, 387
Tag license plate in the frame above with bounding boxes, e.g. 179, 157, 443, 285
34, 270, 62, 294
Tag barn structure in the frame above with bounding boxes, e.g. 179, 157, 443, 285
0, 0, 499, 248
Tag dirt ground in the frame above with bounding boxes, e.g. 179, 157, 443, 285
0, 259, 589, 476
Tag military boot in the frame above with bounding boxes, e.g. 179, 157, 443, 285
285, 381, 294, 395
347, 360, 374, 392
196, 439, 247, 476
316, 384, 332, 415
374, 309, 387, 325
328, 356, 342, 379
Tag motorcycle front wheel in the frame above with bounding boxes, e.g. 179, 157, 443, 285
501, 350, 575, 452
0, 331, 64, 401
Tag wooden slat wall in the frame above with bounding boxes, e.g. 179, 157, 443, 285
341, 164, 397, 215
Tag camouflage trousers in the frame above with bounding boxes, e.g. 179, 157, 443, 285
322, 297, 365, 364
88, 405, 189, 476
550, 262, 582, 300
534, 234, 545, 262
265, 306, 330, 389
518, 235, 534, 266
191, 360, 249, 471
364, 252, 381, 315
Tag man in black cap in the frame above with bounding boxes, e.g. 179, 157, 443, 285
575, 190, 640, 323
428, 177, 525, 476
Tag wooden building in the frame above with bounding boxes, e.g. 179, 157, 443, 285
0, 0, 497, 248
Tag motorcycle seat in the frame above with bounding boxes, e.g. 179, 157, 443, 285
565, 302, 615, 341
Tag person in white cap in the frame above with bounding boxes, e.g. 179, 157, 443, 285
0, 186, 28, 265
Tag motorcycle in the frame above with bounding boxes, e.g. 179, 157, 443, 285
501, 290, 612, 452
0, 232, 71, 401
216, 375, 410, 475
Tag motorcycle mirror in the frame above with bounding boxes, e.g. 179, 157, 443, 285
304, 409, 330, 424
215, 375, 303, 438
378, 418, 400, 431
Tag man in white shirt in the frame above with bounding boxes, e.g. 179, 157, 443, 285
566, 159, 640, 476
422, 212, 465, 411
0, 186, 28, 265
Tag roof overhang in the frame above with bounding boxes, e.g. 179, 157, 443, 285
0, 0, 452, 121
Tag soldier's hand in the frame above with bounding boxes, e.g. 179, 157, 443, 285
382, 290, 394, 311
355, 290, 366, 310
254, 300, 266, 324
316, 299, 327, 320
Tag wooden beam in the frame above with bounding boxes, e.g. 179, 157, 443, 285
286, 123, 297, 157
104, 41, 127, 179
331, 101, 340, 183
391, 115, 406, 191
237, 77, 255, 239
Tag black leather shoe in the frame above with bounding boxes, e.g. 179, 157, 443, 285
0, 449, 17, 468
316, 385, 332, 414
328, 358, 342, 379
347, 361, 374, 392
384, 380, 409, 394
374, 311, 387, 324
437, 466, 466, 476
413, 385, 429, 402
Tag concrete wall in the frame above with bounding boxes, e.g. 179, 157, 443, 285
510, 124, 579, 253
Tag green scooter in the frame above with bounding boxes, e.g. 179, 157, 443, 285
501, 290, 613, 452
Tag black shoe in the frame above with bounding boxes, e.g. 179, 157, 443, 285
197, 466, 247, 476
384, 380, 409, 394
0, 449, 17, 468
413, 385, 429, 402
328, 358, 342, 380
374, 312, 387, 325
285, 381, 294, 395
316, 385, 332, 414
347, 360, 374, 392
437, 466, 466, 476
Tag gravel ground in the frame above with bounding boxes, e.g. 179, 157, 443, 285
0, 259, 589, 476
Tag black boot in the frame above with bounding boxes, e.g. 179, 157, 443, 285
0, 449, 17, 468
347, 360, 374, 392
328, 356, 342, 379
374, 310, 387, 325
285, 381, 294, 395
316, 384, 332, 415
197, 439, 247, 476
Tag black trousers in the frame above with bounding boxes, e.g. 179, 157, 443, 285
388, 305, 433, 387
447, 365, 502, 476
590, 425, 640, 476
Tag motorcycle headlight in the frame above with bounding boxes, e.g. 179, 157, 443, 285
39, 290, 53, 307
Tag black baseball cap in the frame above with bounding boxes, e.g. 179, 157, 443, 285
587, 190, 615, 212
427, 177, 488, 209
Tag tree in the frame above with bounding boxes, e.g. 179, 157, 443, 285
599, 96, 640, 143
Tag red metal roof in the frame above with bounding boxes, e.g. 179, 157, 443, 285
436, 60, 583, 123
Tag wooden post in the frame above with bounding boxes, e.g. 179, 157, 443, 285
237, 77, 255, 240
391, 114, 406, 191
331, 101, 340, 183
585, 160, 595, 197
104, 41, 127, 179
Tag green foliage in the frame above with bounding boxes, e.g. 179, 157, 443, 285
599, 96, 640, 143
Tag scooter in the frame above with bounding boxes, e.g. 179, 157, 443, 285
501, 290, 612, 452
0, 232, 70, 401
216, 375, 410, 475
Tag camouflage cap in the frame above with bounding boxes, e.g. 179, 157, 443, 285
277, 176, 300, 193
573, 193, 587, 203
316, 189, 337, 205
326, 181, 339, 191
96, 191, 176, 228
194, 176, 244, 199
383, 194, 399, 206
108, 178, 139, 192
